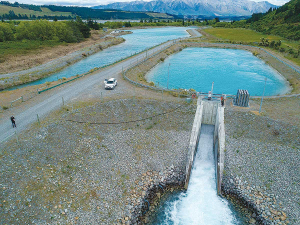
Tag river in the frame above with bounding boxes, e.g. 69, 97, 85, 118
9, 27, 191, 90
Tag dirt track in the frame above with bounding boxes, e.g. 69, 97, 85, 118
0, 40, 175, 144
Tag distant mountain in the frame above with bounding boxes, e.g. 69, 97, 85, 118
93, 0, 277, 17
0, 1, 176, 20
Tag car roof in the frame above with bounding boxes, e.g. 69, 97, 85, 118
108, 78, 116, 81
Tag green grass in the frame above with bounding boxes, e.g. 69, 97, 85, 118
205, 28, 282, 42
0, 40, 66, 58
205, 28, 300, 66
0, 5, 73, 17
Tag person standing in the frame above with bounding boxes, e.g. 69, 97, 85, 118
221, 96, 224, 106
208, 91, 212, 100
10, 116, 16, 128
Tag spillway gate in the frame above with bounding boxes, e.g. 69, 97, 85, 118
185, 97, 225, 195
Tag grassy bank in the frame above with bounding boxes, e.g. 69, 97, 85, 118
0, 40, 67, 62
0, 36, 125, 91
204, 28, 300, 66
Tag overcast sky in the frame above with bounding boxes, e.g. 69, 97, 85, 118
5, 0, 291, 7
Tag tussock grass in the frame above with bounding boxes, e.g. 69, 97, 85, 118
0, 40, 65, 59
205, 28, 281, 43
204, 28, 300, 66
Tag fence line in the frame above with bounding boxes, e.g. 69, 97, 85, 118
3, 39, 179, 111
4, 36, 300, 111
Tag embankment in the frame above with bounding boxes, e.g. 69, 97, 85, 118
125, 41, 299, 94
0, 36, 125, 90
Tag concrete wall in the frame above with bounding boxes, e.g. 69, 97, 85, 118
201, 100, 219, 125
214, 106, 225, 195
184, 97, 203, 189
185, 98, 225, 196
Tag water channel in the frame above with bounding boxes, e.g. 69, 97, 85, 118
153, 125, 245, 224
146, 47, 290, 96
8, 27, 190, 90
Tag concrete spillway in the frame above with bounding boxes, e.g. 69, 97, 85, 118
154, 98, 242, 224
155, 124, 241, 224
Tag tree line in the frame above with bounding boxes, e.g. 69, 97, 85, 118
0, 10, 74, 20
0, 17, 91, 43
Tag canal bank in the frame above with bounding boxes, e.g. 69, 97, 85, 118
0, 37, 126, 90
0, 27, 191, 91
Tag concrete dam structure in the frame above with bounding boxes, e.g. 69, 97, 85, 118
185, 96, 225, 195
155, 97, 240, 224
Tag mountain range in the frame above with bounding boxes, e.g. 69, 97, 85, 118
93, 0, 277, 17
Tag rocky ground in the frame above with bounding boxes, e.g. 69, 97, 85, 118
0, 27, 299, 225
223, 97, 300, 225
0, 98, 196, 224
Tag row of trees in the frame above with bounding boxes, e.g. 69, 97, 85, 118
102, 18, 209, 29
0, 17, 90, 43
0, 10, 74, 20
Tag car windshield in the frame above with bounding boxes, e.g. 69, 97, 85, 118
107, 81, 114, 84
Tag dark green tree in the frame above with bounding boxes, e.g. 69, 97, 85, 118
75, 16, 90, 38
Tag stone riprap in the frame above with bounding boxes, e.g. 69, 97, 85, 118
223, 110, 300, 225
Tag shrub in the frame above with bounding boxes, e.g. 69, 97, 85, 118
172, 92, 179, 97
149, 82, 155, 86
2, 106, 8, 110
288, 48, 294, 54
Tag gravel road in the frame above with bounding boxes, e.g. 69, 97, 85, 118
0, 40, 176, 144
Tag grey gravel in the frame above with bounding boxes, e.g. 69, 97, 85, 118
0, 99, 196, 224
223, 109, 300, 225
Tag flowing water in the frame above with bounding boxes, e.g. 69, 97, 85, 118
153, 125, 244, 225
8, 27, 190, 90
146, 47, 290, 96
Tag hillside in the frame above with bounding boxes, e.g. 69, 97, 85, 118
0, 4, 73, 19
0, 2, 175, 20
248, 0, 300, 40
93, 0, 276, 17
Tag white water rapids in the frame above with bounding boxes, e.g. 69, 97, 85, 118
157, 124, 241, 224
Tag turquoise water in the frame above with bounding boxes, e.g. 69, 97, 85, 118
147, 48, 290, 96
8, 27, 190, 90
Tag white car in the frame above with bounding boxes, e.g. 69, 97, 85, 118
104, 78, 117, 90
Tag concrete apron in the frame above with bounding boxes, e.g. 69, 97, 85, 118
185, 97, 225, 196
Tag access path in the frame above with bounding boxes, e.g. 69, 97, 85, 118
0, 40, 175, 144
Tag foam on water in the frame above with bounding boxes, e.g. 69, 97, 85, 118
154, 125, 242, 225
147, 48, 290, 96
